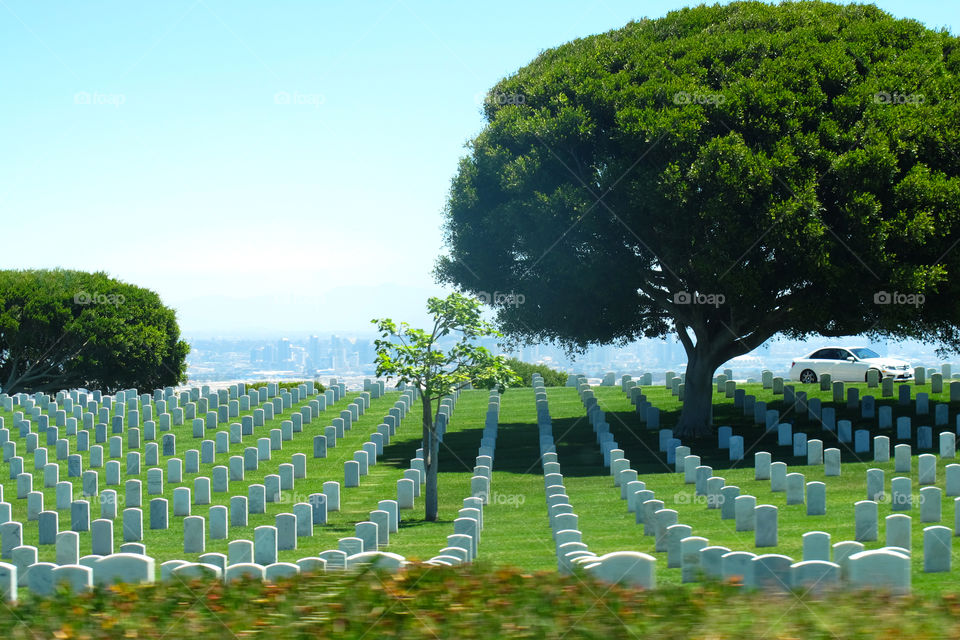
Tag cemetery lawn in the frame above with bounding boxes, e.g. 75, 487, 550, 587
3, 564, 960, 638
3, 377, 960, 599
565, 384, 960, 596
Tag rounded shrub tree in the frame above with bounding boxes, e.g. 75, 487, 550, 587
0, 269, 189, 394
437, 1, 960, 437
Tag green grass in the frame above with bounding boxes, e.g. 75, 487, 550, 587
0, 389, 430, 563
550, 383, 960, 595
2, 378, 960, 596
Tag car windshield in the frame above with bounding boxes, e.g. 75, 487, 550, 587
849, 348, 880, 359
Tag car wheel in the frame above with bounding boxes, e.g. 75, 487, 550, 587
866, 369, 881, 382
799, 369, 817, 384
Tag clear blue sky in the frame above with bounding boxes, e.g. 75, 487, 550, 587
2, 0, 954, 336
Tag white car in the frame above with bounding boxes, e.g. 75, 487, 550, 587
789, 346, 912, 383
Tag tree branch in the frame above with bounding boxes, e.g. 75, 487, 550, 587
675, 320, 695, 356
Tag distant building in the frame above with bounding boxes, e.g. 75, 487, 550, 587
277, 338, 291, 363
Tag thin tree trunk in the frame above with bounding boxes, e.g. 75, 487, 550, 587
421, 395, 439, 521
427, 417, 440, 521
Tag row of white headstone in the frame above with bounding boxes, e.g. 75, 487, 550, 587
0, 381, 446, 598
641, 459, 922, 592
331, 389, 424, 563
0, 544, 419, 599
537, 377, 598, 574
423, 389, 500, 566
2, 382, 331, 441
288, 383, 421, 569
617, 370, 960, 445
0, 381, 350, 591
573, 377, 949, 592
597, 365, 959, 391
254, 382, 417, 564
668, 451, 954, 590
0, 383, 334, 556
0, 382, 327, 479
544, 378, 660, 586
677, 378, 960, 561
618, 369, 960, 469
212, 387, 417, 561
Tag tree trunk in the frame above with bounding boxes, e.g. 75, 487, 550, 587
671, 310, 783, 439
427, 417, 440, 521
673, 341, 719, 439
422, 395, 439, 522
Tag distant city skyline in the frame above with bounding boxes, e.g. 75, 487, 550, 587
182, 330, 953, 384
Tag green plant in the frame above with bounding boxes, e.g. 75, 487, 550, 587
503, 357, 567, 386
242, 380, 326, 393
372, 293, 520, 520
0, 268, 188, 394
436, 1, 960, 438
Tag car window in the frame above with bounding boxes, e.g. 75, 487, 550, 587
836, 349, 853, 360
810, 349, 834, 359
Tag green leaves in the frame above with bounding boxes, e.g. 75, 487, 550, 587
502, 357, 567, 386
371, 293, 520, 405
0, 269, 189, 394
437, 0, 960, 355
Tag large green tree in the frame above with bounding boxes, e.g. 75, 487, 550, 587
0, 269, 189, 395
436, 1, 960, 438
372, 293, 519, 521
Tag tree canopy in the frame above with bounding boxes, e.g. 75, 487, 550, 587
436, 1, 960, 436
0, 269, 189, 395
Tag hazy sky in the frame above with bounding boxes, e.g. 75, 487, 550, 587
3, 0, 955, 336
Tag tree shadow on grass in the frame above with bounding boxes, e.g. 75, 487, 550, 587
597, 403, 828, 474
318, 523, 357, 536
379, 421, 550, 477
377, 428, 485, 474
379, 435, 423, 470
481, 421, 555, 476
373, 390, 944, 480
599, 390, 948, 474
398, 518, 456, 529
